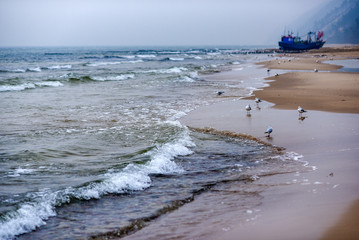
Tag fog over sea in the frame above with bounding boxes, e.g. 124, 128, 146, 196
0, 46, 307, 239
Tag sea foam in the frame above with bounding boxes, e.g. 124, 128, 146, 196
0, 83, 36, 92
144, 67, 188, 74
26, 67, 41, 72
92, 74, 135, 81
136, 54, 156, 58
0, 81, 63, 92
35, 81, 64, 87
45, 65, 72, 70
0, 123, 194, 240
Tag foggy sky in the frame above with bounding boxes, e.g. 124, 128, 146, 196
0, 0, 331, 47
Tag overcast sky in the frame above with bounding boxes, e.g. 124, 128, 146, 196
0, 0, 331, 47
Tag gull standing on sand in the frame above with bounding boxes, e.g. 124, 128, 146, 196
298, 106, 307, 116
245, 104, 251, 114
265, 126, 273, 137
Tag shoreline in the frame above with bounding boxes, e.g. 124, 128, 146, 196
180, 47, 359, 239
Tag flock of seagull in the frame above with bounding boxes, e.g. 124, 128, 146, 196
248, 100, 307, 137
217, 91, 308, 138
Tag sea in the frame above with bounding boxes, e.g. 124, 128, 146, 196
0, 46, 308, 240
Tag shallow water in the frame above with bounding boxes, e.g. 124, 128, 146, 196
0, 46, 303, 239
17, 132, 306, 240
324, 59, 359, 72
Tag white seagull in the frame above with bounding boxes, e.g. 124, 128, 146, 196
255, 97, 262, 104
265, 126, 273, 137
245, 104, 252, 114
297, 106, 307, 116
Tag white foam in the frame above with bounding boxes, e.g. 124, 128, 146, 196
245, 87, 259, 96
173, 69, 198, 82
86, 61, 123, 67
127, 60, 144, 64
136, 54, 156, 58
276, 152, 304, 162
0, 190, 57, 240
207, 52, 220, 56
0, 81, 63, 92
92, 74, 135, 81
59, 72, 74, 78
46, 65, 72, 70
0, 164, 153, 239
144, 67, 188, 74
79, 164, 152, 199
35, 81, 64, 87
7, 69, 26, 73
26, 67, 41, 72
14, 168, 35, 175
176, 76, 195, 82
169, 57, 184, 61
123, 55, 135, 59
145, 130, 193, 174
0, 124, 194, 239
189, 71, 199, 78
0, 83, 36, 92
72, 126, 194, 198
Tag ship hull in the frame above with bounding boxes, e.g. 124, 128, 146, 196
278, 40, 325, 51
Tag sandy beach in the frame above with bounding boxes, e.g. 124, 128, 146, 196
179, 46, 359, 240
115, 46, 359, 240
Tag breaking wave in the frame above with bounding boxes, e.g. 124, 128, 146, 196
0, 124, 193, 240
0, 81, 63, 92
142, 67, 188, 74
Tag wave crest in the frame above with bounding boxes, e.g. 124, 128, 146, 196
0, 81, 63, 92
0, 124, 193, 239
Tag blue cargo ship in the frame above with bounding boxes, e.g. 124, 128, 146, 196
279, 31, 325, 51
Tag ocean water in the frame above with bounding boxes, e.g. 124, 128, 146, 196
0, 47, 306, 239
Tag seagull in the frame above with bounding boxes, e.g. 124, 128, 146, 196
265, 126, 273, 137
255, 97, 262, 104
314, 68, 318, 72
245, 104, 251, 114
217, 91, 224, 96
298, 106, 307, 116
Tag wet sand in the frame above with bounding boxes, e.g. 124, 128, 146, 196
120, 47, 359, 240
180, 100, 359, 240
180, 47, 359, 240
